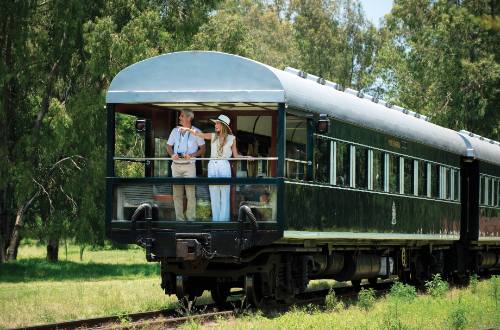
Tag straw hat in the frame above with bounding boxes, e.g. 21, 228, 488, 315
210, 114, 232, 133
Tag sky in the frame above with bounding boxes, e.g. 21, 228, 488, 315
359, 0, 394, 27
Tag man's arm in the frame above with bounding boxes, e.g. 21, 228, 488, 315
167, 144, 179, 160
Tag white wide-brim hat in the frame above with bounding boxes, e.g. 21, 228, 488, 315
210, 114, 232, 133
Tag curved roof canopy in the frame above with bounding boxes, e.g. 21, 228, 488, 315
107, 51, 500, 166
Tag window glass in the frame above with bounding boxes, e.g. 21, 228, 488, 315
444, 167, 451, 200
454, 170, 460, 201
336, 142, 350, 187
372, 150, 384, 191
355, 147, 368, 189
388, 154, 399, 193
314, 136, 330, 184
403, 158, 413, 195
490, 177, 495, 206
431, 164, 440, 198
493, 178, 498, 207
479, 175, 484, 205
285, 114, 307, 180
418, 161, 427, 197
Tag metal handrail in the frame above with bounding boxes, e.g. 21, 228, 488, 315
114, 156, 278, 161
285, 158, 311, 165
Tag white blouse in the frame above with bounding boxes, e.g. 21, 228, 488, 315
210, 133, 235, 159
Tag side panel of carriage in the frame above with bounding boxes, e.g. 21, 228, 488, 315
281, 116, 462, 242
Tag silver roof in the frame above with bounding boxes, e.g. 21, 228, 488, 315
458, 131, 500, 166
107, 51, 499, 165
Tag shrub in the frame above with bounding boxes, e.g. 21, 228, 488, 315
325, 288, 338, 311
389, 282, 417, 301
425, 274, 448, 298
491, 275, 500, 307
448, 305, 467, 330
469, 274, 479, 294
358, 287, 376, 311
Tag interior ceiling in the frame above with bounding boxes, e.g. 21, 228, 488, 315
151, 102, 277, 112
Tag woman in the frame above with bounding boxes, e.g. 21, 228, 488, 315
179, 114, 246, 221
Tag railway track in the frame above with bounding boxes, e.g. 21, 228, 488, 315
12, 281, 394, 330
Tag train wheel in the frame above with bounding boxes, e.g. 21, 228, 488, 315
211, 283, 231, 306
245, 274, 263, 307
351, 279, 362, 290
368, 278, 378, 286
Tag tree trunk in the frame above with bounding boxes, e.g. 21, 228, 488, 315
6, 224, 21, 261
0, 234, 5, 264
7, 193, 38, 260
46, 238, 59, 262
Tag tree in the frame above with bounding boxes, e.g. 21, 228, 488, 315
290, 0, 383, 89
378, 0, 499, 137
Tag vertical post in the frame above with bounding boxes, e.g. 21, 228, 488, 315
277, 103, 285, 178
276, 103, 286, 234
106, 104, 116, 177
105, 104, 115, 238
306, 119, 314, 181
144, 119, 153, 177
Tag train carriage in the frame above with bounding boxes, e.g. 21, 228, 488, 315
105, 51, 500, 304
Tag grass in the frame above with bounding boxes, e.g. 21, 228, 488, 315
1, 243, 499, 329
0, 242, 159, 282
204, 278, 500, 330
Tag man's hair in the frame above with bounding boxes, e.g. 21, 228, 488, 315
181, 109, 194, 120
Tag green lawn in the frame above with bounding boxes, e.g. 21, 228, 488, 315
1, 243, 499, 329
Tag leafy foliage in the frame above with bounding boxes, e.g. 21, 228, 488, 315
425, 273, 449, 298
389, 282, 417, 301
358, 287, 376, 311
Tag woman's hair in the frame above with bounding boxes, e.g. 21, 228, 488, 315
212, 122, 230, 156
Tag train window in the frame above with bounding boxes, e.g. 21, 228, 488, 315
454, 170, 460, 201
492, 177, 497, 207
314, 136, 330, 184
355, 146, 368, 189
485, 177, 488, 205
496, 178, 500, 207
479, 175, 484, 205
336, 142, 350, 187
443, 167, 451, 200
403, 158, 413, 195
489, 177, 494, 206
418, 161, 427, 197
388, 154, 399, 193
285, 114, 307, 180
431, 164, 440, 199
372, 150, 384, 191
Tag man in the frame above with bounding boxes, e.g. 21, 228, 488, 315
167, 109, 206, 220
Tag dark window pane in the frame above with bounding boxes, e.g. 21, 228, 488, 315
431, 164, 440, 198
355, 147, 368, 189
444, 168, 451, 200
285, 114, 307, 180
336, 142, 350, 187
404, 158, 413, 195
372, 150, 384, 191
454, 170, 460, 201
314, 136, 330, 183
418, 162, 428, 197
389, 154, 399, 193
480, 176, 485, 205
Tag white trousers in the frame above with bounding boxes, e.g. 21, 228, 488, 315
208, 160, 231, 222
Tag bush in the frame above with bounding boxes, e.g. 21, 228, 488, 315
389, 282, 417, 301
491, 275, 500, 307
425, 274, 448, 298
469, 274, 478, 294
358, 287, 376, 311
448, 305, 467, 330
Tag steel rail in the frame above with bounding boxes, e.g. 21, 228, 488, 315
13, 281, 394, 330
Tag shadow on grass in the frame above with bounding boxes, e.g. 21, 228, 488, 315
0, 259, 160, 283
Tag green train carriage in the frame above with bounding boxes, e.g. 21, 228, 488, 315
105, 51, 500, 304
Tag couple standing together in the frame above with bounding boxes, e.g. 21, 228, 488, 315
166, 109, 245, 222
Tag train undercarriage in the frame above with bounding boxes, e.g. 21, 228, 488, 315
157, 239, 500, 306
